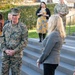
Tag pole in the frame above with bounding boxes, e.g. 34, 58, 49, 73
74, 3, 75, 8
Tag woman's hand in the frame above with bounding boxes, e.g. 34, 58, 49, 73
37, 59, 40, 68
37, 13, 43, 16
73, 70, 75, 75
42, 14, 46, 17
42, 14, 49, 17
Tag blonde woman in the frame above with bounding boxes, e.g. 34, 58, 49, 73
37, 15, 66, 75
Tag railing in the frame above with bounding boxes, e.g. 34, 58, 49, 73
20, 14, 75, 35
66, 14, 75, 35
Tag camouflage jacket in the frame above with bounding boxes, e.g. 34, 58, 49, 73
1, 21, 28, 57
54, 3, 69, 21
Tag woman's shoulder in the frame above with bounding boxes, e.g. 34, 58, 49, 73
37, 8, 41, 11
46, 8, 50, 11
51, 31, 59, 34
36, 8, 41, 14
48, 31, 61, 43
50, 31, 59, 37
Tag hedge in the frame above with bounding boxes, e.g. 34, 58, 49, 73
0, 4, 16, 10
0, 4, 55, 29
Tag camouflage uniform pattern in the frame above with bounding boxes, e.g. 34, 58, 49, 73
54, 3, 69, 28
1, 21, 28, 75
1, 57, 22, 75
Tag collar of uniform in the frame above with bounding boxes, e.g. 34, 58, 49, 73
59, 3, 65, 6
11, 21, 19, 27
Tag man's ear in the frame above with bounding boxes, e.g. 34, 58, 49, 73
18, 14, 20, 19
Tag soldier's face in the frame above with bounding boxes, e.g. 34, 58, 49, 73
8, 14, 12, 21
12, 14, 20, 24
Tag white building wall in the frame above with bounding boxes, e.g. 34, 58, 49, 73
40, 0, 47, 3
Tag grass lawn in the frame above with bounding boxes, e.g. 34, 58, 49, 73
28, 29, 38, 38
66, 25, 75, 35
28, 25, 75, 38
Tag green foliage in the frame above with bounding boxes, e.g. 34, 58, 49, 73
0, 4, 16, 10
0, 4, 55, 29
28, 29, 38, 38
19, 4, 55, 29
66, 25, 75, 35
19, 5, 38, 29
0, 0, 24, 4
28, 25, 75, 38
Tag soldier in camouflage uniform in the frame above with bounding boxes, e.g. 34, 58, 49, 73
54, 0, 69, 29
1, 8, 28, 75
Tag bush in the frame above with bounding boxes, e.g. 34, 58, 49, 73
19, 4, 55, 29
0, 4, 16, 10
0, 4, 17, 21
0, 4, 55, 29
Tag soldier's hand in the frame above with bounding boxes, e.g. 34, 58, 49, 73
59, 13, 62, 17
5, 50, 15, 56
59, 12, 66, 16
8, 50, 15, 56
5, 50, 11, 55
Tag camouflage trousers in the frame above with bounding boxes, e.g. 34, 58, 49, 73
1, 56, 22, 75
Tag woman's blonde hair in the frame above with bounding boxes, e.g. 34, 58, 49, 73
47, 14, 66, 38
